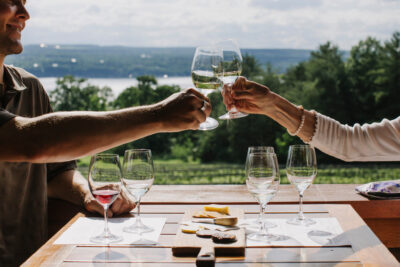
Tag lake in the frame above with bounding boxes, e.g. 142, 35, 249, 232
39, 76, 193, 96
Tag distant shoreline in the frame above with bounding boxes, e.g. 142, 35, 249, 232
39, 76, 193, 96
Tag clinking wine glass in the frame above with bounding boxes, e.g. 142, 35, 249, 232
191, 46, 223, 130
246, 146, 277, 229
246, 152, 280, 241
216, 39, 248, 120
122, 149, 155, 234
88, 153, 123, 244
286, 144, 317, 226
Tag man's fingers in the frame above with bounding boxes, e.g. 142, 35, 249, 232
186, 88, 210, 102
201, 100, 212, 117
115, 201, 136, 216
85, 200, 111, 217
111, 197, 136, 216
110, 197, 122, 214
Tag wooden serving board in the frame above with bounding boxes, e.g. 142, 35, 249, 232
172, 208, 245, 257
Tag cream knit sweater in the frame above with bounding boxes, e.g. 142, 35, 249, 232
308, 113, 400, 162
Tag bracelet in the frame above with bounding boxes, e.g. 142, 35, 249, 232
288, 105, 305, 136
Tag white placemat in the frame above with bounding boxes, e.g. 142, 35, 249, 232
241, 217, 350, 247
54, 217, 166, 245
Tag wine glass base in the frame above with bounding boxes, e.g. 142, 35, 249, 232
90, 232, 122, 244
247, 219, 277, 229
247, 232, 280, 242
219, 111, 248, 120
123, 224, 154, 234
287, 216, 316, 226
198, 117, 219, 131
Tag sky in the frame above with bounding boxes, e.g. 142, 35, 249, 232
22, 0, 400, 50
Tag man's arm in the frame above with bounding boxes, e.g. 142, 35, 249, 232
47, 169, 136, 217
0, 89, 211, 163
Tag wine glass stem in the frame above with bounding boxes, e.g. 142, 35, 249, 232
136, 200, 142, 224
298, 194, 305, 220
103, 205, 110, 237
258, 205, 263, 224
260, 205, 268, 236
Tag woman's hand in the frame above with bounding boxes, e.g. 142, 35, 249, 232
228, 77, 275, 116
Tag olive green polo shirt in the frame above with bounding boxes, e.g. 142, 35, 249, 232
0, 65, 77, 266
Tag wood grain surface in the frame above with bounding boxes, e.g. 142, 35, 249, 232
23, 202, 399, 267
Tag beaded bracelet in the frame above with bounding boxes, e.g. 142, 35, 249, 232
288, 105, 305, 136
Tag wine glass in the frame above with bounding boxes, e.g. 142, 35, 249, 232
122, 149, 155, 234
286, 144, 317, 226
216, 39, 248, 120
191, 46, 223, 130
88, 153, 123, 244
246, 152, 280, 241
246, 146, 277, 228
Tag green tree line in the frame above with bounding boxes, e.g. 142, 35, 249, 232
49, 32, 400, 164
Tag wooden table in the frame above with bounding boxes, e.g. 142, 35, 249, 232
24, 200, 399, 266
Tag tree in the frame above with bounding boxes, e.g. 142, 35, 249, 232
347, 37, 383, 122
50, 75, 113, 111
376, 32, 400, 120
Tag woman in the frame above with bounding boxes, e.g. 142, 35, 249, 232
223, 77, 400, 162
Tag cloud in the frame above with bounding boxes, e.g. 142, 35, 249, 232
23, 0, 400, 49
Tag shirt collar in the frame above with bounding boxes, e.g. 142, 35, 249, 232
3, 65, 27, 92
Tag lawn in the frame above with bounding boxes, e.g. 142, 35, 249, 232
77, 157, 400, 185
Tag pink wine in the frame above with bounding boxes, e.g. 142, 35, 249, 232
92, 189, 119, 205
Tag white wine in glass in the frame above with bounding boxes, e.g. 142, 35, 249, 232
191, 46, 223, 131
217, 39, 248, 120
122, 149, 154, 234
88, 153, 123, 244
246, 152, 280, 242
286, 144, 317, 226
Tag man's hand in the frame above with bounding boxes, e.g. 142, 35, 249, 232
84, 188, 136, 217
155, 88, 212, 132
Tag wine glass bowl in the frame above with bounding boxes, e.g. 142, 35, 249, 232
122, 149, 155, 234
246, 152, 280, 241
88, 153, 123, 244
191, 46, 223, 130
286, 144, 317, 226
216, 39, 248, 120
246, 146, 277, 228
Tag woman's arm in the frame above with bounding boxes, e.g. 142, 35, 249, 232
228, 77, 400, 161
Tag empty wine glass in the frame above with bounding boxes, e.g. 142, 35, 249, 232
246, 152, 280, 241
246, 146, 277, 228
191, 46, 223, 130
122, 149, 155, 234
88, 153, 123, 244
216, 39, 248, 120
286, 144, 317, 226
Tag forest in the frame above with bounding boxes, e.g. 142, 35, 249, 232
48, 32, 400, 166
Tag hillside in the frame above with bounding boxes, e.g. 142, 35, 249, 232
4, 45, 314, 78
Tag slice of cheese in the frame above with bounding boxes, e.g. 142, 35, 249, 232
193, 211, 223, 218
181, 225, 205, 234
204, 204, 229, 215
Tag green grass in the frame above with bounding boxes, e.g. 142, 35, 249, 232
77, 156, 400, 185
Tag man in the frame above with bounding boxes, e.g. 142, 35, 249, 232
0, 1, 211, 266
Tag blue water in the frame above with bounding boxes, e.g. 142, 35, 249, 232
39, 76, 193, 97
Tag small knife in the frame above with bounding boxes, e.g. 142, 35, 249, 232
192, 216, 238, 226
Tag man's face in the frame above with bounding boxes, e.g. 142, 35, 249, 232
0, 0, 30, 56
